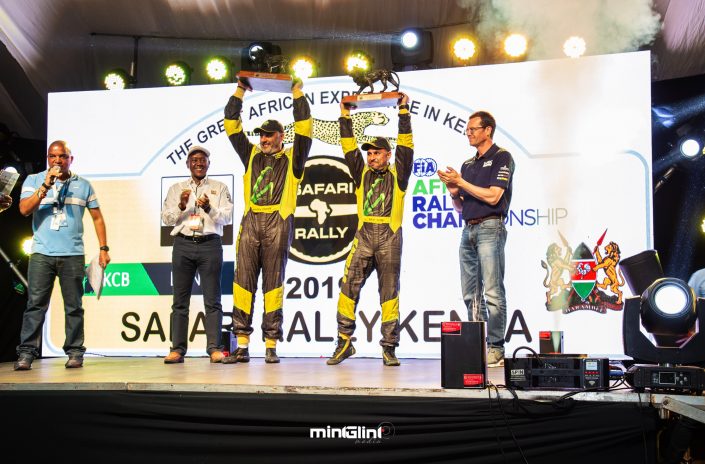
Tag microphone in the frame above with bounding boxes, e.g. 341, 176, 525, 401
48, 165, 61, 184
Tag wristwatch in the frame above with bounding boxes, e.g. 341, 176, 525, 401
100, 245, 110, 252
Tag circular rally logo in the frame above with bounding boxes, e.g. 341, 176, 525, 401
290, 156, 358, 264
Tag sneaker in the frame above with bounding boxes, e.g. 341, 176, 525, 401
222, 347, 250, 364
265, 348, 280, 364
13, 353, 34, 371
65, 354, 84, 369
487, 347, 504, 367
209, 351, 225, 363
382, 346, 400, 366
326, 337, 355, 365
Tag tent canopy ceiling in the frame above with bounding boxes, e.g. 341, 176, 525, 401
1, 0, 705, 138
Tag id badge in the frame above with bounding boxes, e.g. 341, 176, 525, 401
188, 213, 203, 231
50, 211, 67, 230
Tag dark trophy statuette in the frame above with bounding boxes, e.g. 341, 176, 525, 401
237, 51, 293, 93
342, 68, 402, 109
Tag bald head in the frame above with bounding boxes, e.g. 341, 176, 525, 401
47, 140, 73, 179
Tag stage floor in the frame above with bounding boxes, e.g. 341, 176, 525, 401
1, 355, 700, 408
3, 356, 696, 463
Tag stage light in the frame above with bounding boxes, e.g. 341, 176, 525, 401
619, 249, 705, 377
206, 57, 230, 82
241, 42, 282, 72
103, 68, 132, 90
563, 36, 586, 58
392, 28, 433, 70
400, 29, 420, 49
3, 166, 18, 174
701, 218, 705, 234
504, 34, 528, 58
164, 61, 191, 86
291, 56, 316, 79
346, 52, 372, 73
21, 238, 32, 256
452, 38, 476, 61
679, 137, 702, 158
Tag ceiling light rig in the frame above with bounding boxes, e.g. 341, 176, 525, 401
563, 36, 586, 58
164, 61, 192, 86
503, 33, 528, 58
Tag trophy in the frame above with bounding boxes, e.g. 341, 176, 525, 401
342, 68, 402, 109
237, 52, 293, 93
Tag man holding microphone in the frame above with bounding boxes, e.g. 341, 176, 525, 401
15, 140, 110, 370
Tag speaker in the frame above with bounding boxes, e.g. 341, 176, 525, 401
441, 321, 487, 389
221, 331, 237, 357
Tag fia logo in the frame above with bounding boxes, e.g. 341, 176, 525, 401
412, 158, 437, 177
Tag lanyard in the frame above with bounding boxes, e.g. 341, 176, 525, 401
52, 175, 71, 210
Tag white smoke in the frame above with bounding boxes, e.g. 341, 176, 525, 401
456, 0, 662, 59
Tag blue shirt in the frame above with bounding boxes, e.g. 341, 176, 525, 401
460, 144, 515, 220
21, 171, 99, 256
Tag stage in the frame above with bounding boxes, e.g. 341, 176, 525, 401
0, 356, 681, 463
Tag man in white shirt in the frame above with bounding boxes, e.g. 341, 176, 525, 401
161, 146, 233, 363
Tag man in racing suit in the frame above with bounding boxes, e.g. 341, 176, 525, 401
327, 93, 413, 367
223, 78, 312, 364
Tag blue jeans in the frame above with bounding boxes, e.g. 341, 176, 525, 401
17, 253, 86, 358
459, 218, 507, 349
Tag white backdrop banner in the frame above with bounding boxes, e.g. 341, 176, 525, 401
44, 51, 652, 358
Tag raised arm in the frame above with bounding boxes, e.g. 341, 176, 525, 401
392, 93, 413, 191
224, 81, 255, 167
339, 102, 364, 186
291, 78, 313, 179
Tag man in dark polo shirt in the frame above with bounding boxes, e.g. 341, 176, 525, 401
437, 110, 515, 367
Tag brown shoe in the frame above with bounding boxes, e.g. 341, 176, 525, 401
164, 351, 184, 364
209, 351, 225, 363
14, 354, 34, 371
65, 355, 84, 369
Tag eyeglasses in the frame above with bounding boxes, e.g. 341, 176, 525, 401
466, 126, 486, 134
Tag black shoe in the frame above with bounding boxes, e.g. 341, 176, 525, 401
265, 348, 280, 364
65, 354, 84, 368
222, 347, 250, 364
382, 346, 400, 366
326, 337, 355, 365
13, 354, 34, 371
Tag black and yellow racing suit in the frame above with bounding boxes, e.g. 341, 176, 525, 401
224, 86, 312, 344
336, 104, 413, 347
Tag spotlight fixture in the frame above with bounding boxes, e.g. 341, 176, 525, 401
164, 61, 192, 86
205, 56, 231, 82
619, 250, 705, 392
345, 51, 372, 73
291, 56, 316, 80
21, 237, 32, 256
563, 36, 586, 58
452, 37, 477, 61
241, 42, 282, 72
392, 28, 433, 70
678, 136, 702, 158
103, 68, 132, 90
503, 33, 528, 58
400, 29, 420, 50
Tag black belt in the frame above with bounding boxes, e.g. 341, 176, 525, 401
177, 233, 219, 243
465, 215, 503, 226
